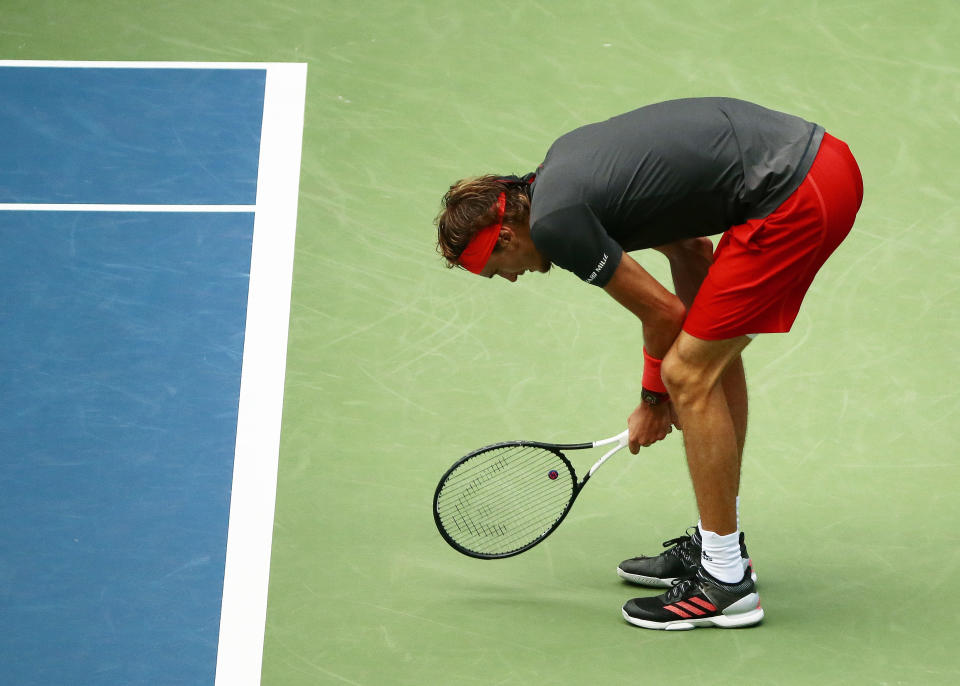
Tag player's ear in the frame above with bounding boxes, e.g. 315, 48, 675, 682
497, 226, 515, 250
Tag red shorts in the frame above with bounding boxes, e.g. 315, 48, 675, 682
682, 132, 864, 341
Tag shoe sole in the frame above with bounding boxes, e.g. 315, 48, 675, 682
617, 562, 758, 588
622, 605, 765, 631
616, 568, 676, 587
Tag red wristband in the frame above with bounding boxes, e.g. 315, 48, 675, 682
642, 347, 668, 394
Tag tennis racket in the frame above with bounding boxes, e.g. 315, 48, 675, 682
433, 429, 630, 559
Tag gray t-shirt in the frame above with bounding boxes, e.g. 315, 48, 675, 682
528, 98, 825, 287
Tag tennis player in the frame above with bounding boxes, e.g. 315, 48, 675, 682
434, 97, 862, 630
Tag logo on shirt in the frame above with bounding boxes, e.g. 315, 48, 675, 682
585, 253, 609, 284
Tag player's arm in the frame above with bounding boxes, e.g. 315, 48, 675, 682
531, 207, 685, 450
602, 252, 686, 359
603, 253, 686, 452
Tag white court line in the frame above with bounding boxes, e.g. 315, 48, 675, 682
0, 204, 255, 212
0, 60, 289, 69
215, 62, 306, 686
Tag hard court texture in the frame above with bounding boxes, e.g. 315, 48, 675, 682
5, 1, 960, 684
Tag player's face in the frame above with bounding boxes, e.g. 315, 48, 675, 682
480, 225, 550, 282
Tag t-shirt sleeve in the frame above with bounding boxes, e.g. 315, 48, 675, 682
529, 204, 623, 287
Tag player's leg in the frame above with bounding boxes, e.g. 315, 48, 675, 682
622, 331, 763, 630
723, 353, 748, 467
617, 238, 752, 588
662, 332, 752, 537
657, 236, 750, 467
722, 353, 751, 566
616, 339, 754, 587
621, 134, 862, 627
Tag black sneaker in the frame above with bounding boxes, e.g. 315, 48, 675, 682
617, 527, 756, 587
622, 567, 764, 630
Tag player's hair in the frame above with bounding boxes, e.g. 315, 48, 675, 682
435, 175, 532, 268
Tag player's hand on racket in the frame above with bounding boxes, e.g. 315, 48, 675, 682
627, 401, 675, 452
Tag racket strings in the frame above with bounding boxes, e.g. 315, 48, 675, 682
448, 481, 568, 539
449, 466, 572, 524
439, 445, 537, 486
442, 447, 551, 511
439, 447, 560, 516
442, 484, 567, 552
450, 488, 572, 551
436, 445, 574, 556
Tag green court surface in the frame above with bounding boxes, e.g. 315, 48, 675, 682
8, 1, 960, 684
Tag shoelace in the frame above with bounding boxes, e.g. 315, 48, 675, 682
662, 528, 701, 567
664, 576, 700, 602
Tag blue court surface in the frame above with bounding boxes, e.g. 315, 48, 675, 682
0, 63, 305, 686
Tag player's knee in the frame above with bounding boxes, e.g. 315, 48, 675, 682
661, 348, 710, 408
661, 349, 691, 398
685, 236, 715, 262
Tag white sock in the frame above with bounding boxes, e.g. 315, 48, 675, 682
698, 524, 744, 584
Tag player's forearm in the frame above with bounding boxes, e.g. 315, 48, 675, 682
603, 253, 685, 359
640, 302, 685, 359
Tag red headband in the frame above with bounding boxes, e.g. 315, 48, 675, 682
457, 192, 506, 274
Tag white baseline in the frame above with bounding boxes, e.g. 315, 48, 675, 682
216, 61, 306, 686
0, 204, 255, 212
